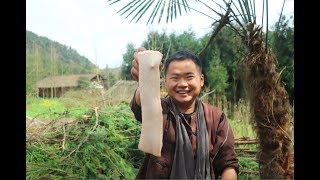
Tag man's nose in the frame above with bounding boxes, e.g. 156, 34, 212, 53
177, 78, 188, 86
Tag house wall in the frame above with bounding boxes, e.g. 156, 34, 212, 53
38, 87, 73, 98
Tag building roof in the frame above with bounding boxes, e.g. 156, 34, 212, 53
36, 74, 103, 88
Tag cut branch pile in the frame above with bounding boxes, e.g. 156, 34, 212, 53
26, 103, 143, 179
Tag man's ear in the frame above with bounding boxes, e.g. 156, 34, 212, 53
200, 74, 204, 87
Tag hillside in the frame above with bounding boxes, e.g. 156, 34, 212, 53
26, 30, 97, 71
26, 30, 99, 95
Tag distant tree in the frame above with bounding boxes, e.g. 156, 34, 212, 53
121, 43, 136, 80
143, 30, 171, 52
168, 28, 202, 53
142, 29, 203, 78
207, 52, 229, 93
270, 15, 294, 105
121, 29, 199, 80
199, 26, 247, 118
76, 77, 91, 90
26, 42, 41, 96
206, 52, 229, 108
102, 67, 117, 89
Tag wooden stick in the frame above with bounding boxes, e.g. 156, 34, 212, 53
235, 140, 258, 144
200, 89, 216, 100
62, 124, 66, 152
122, 135, 140, 139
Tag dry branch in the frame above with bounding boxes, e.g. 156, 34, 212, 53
62, 124, 66, 152
26, 117, 80, 142
200, 89, 216, 100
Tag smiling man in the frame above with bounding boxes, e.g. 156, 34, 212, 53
130, 48, 239, 179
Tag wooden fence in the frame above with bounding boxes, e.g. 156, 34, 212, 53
235, 137, 259, 175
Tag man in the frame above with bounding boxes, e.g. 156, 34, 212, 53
130, 47, 239, 179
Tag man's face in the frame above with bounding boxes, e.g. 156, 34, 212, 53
164, 59, 204, 108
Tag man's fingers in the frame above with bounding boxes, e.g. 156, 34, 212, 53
133, 52, 139, 65
131, 67, 139, 81
131, 47, 146, 81
132, 58, 139, 71
134, 47, 146, 63
137, 47, 146, 52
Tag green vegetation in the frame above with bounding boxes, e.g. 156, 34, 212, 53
27, 96, 144, 179
27, 94, 260, 179
229, 119, 256, 140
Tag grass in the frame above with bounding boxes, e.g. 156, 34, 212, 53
228, 119, 259, 179
229, 119, 257, 139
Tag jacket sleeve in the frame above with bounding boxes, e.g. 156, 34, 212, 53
212, 113, 239, 178
129, 89, 142, 122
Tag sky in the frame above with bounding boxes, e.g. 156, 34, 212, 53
26, 0, 294, 69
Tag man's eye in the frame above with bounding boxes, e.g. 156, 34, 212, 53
187, 76, 194, 80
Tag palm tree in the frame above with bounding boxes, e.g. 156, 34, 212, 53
108, 0, 294, 178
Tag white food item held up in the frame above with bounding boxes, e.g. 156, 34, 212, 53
137, 50, 163, 157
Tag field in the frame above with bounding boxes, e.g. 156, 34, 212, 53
26, 86, 261, 179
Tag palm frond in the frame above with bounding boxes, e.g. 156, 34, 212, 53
236, 0, 248, 23
147, 0, 163, 24
116, 0, 140, 17
181, 0, 191, 13
158, 0, 167, 23
276, 0, 286, 30
111, 0, 137, 15
198, 0, 223, 17
166, 0, 172, 23
127, 1, 150, 22
108, 0, 121, 5
244, 0, 252, 22
108, 0, 192, 24
132, 0, 155, 23
248, 0, 256, 22
176, 0, 182, 16
224, 1, 247, 34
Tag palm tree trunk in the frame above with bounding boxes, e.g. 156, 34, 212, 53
241, 23, 294, 179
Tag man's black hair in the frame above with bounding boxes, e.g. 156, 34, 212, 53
164, 50, 202, 75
